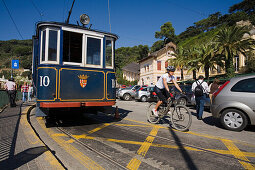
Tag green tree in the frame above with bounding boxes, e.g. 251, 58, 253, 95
150, 40, 164, 53
214, 26, 255, 78
155, 22, 176, 43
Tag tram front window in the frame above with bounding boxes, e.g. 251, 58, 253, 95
48, 30, 58, 61
106, 39, 112, 67
86, 37, 101, 65
63, 31, 82, 64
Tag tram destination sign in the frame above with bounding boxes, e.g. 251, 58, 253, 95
12, 60, 19, 69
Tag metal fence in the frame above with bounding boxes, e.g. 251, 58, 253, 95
0, 90, 22, 109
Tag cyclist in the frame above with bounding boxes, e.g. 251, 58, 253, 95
153, 66, 183, 116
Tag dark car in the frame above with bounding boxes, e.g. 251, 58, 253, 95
171, 85, 193, 106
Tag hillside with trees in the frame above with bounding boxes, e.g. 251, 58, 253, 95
0, 0, 254, 82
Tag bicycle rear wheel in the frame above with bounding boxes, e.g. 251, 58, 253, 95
170, 105, 192, 131
147, 103, 161, 124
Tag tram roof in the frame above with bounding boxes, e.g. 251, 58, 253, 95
35, 22, 119, 40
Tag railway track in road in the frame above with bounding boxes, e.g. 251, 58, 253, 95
55, 122, 128, 170
85, 115, 255, 166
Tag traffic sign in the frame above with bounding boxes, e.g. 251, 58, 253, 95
12, 60, 19, 69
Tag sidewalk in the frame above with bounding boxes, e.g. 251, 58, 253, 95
0, 101, 64, 170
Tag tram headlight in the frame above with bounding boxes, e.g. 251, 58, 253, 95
80, 14, 90, 25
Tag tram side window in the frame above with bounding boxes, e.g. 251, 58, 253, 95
106, 39, 113, 67
86, 37, 101, 65
48, 30, 58, 61
63, 31, 82, 63
41, 30, 46, 61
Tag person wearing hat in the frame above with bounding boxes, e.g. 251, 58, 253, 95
4, 78, 17, 107
153, 66, 183, 117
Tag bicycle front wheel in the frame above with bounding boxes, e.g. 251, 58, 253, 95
147, 102, 161, 124
170, 105, 192, 131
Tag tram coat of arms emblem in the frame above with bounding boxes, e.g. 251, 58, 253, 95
78, 74, 89, 88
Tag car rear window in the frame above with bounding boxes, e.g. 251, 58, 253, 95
231, 78, 255, 93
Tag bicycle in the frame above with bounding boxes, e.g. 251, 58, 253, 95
147, 97, 192, 131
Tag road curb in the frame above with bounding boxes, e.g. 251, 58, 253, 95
21, 105, 65, 169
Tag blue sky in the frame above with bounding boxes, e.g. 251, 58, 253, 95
0, 0, 242, 48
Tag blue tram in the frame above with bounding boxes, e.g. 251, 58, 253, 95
32, 16, 118, 114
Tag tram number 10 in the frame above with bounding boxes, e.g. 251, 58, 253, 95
40, 76, 50, 87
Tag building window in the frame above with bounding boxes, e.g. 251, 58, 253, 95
165, 61, 168, 68
235, 56, 239, 72
157, 61, 161, 70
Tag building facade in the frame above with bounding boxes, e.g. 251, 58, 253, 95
122, 62, 140, 82
138, 42, 193, 85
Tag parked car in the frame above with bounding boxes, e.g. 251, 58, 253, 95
117, 85, 140, 101
171, 85, 193, 106
135, 86, 155, 102
211, 75, 255, 131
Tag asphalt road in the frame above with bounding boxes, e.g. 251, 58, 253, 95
30, 100, 255, 170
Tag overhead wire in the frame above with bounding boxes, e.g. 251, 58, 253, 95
29, 0, 43, 21
1, 0, 24, 40
108, 0, 111, 32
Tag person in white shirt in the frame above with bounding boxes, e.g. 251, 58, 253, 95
153, 66, 183, 117
192, 75, 210, 120
4, 78, 17, 107
28, 84, 33, 102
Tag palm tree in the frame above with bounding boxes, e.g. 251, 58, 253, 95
169, 46, 187, 80
186, 46, 201, 80
214, 25, 255, 78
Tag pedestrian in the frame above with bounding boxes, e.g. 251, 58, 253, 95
192, 75, 210, 120
4, 78, 17, 107
28, 83, 33, 102
21, 82, 29, 102
209, 78, 219, 102
153, 66, 183, 117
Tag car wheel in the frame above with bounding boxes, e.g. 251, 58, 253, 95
178, 98, 187, 106
220, 109, 248, 131
140, 96, 148, 102
123, 93, 131, 101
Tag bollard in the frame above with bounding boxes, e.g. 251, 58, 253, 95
114, 106, 120, 120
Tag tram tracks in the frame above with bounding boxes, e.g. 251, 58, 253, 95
88, 115, 255, 165
55, 122, 128, 170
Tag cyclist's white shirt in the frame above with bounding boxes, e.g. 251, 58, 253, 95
156, 73, 175, 89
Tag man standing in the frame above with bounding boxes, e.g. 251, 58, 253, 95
4, 78, 17, 107
192, 75, 210, 120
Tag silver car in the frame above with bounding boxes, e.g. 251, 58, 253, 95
135, 86, 155, 102
117, 85, 140, 101
211, 75, 255, 131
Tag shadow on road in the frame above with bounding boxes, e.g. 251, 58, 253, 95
43, 106, 132, 128
168, 128, 198, 170
0, 146, 47, 169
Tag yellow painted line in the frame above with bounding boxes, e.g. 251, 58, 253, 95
20, 106, 63, 169
127, 126, 160, 169
114, 124, 152, 128
126, 158, 141, 170
221, 139, 255, 169
124, 118, 255, 147
87, 123, 112, 134
37, 118, 104, 170
69, 133, 255, 158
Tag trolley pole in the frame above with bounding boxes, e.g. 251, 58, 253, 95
66, 0, 76, 24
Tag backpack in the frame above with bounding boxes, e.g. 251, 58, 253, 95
194, 81, 204, 97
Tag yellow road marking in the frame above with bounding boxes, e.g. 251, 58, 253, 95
114, 124, 152, 128
37, 118, 104, 170
87, 123, 112, 134
21, 106, 63, 169
126, 158, 141, 170
221, 139, 255, 169
127, 126, 160, 169
124, 118, 255, 147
